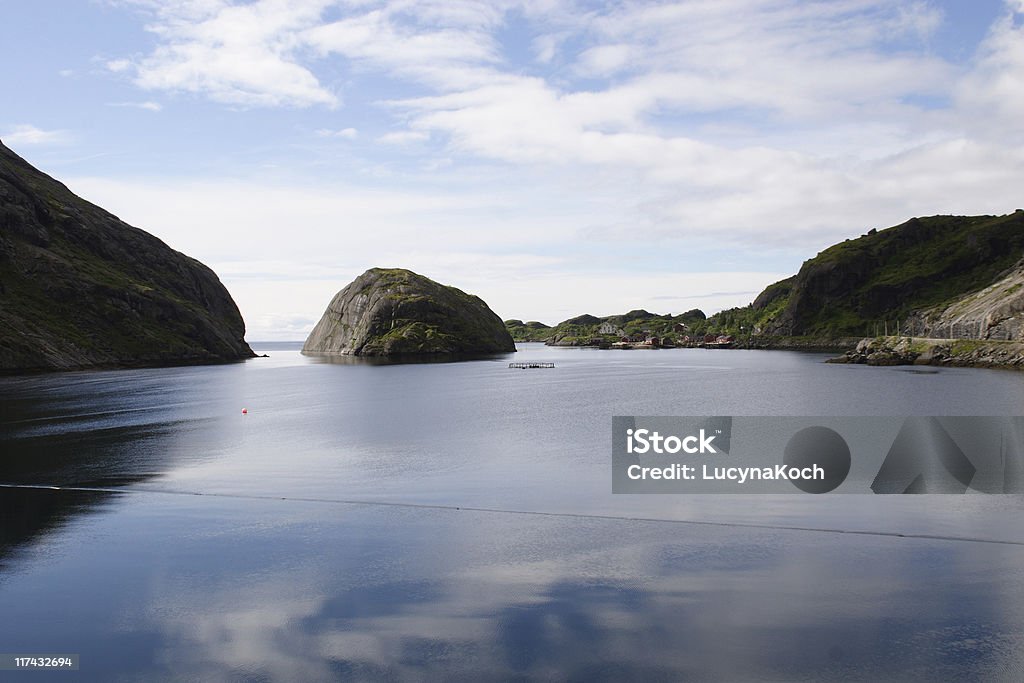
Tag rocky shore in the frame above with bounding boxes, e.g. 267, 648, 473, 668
827, 336, 1024, 370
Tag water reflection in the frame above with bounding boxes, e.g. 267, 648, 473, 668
3, 497, 1021, 681
4, 344, 1024, 680
0, 421, 213, 487
303, 351, 517, 366
0, 488, 114, 575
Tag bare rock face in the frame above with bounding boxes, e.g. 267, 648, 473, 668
907, 258, 1024, 341
0, 140, 254, 372
303, 268, 515, 356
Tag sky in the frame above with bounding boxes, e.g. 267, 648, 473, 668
3, 0, 1024, 340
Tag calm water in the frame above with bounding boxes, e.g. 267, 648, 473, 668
2, 343, 1024, 681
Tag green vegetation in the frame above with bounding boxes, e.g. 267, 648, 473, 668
704, 212, 1024, 338
503, 319, 553, 342
537, 309, 708, 346
364, 321, 457, 354
951, 339, 988, 355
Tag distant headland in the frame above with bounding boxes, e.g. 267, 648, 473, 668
505, 211, 1024, 369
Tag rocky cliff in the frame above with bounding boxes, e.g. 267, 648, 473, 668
303, 268, 515, 356
905, 257, 1024, 341
0, 140, 254, 372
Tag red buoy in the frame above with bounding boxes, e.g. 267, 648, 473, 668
242, 408, 248, 414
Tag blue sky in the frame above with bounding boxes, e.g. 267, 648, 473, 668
3, 0, 1023, 339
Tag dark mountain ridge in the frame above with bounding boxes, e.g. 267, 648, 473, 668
0, 140, 254, 372
712, 211, 1024, 339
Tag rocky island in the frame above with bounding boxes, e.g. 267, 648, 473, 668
0, 140, 254, 373
303, 268, 515, 357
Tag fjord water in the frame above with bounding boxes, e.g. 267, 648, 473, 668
2, 343, 1024, 681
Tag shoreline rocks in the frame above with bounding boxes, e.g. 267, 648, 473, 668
828, 336, 1024, 370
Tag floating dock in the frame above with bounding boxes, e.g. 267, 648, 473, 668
509, 362, 555, 369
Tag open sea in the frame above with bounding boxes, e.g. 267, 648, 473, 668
2, 342, 1024, 681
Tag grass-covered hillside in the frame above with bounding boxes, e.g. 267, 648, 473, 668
517, 308, 708, 346
705, 211, 1024, 339
503, 319, 552, 342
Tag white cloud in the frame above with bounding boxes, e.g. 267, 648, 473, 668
575, 43, 635, 76
383, 0, 955, 168
315, 127, 357, 138
1, 124, 70, 146
63, 174, 571, 264
956, 1, 1024, 137
113, 0, 338, 107
301, 4, 503, 91
531, 33, 563, 64
80, 0, 1024, 336
376, 130, 428, 144
114, 0, 514, 107
106, 58, 132, 72
107, 100, 163, 111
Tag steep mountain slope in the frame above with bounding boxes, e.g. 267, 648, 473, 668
723, 211, 1024, 339
0, 140, 254, 372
